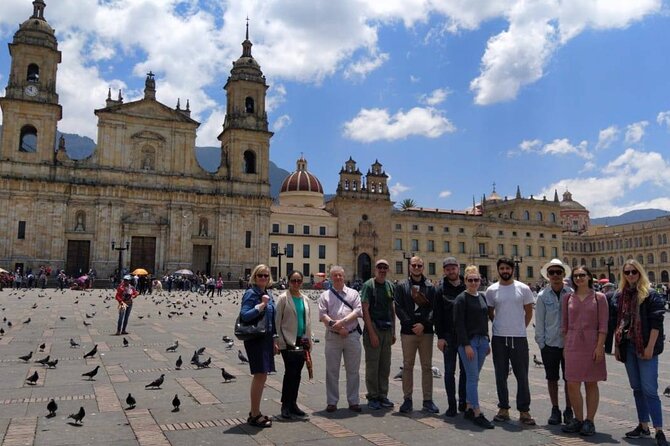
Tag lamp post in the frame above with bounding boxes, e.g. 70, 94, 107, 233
112, 240, 130, 282
272, 245, 286, 282
402, 251, 415, 277
606, 258, 614, 283
513, 255, 523, 281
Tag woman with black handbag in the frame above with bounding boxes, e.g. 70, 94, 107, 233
275, 270, 312, 420
239, 264, 277, 428
615, 260, 667, 446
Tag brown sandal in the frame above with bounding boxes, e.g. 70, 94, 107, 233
248, 414, 272, 428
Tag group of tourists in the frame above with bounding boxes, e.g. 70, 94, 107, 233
237, 257, 666, 445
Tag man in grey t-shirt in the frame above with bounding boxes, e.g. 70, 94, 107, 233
486, 257, 535, 425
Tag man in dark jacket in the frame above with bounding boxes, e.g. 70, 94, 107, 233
602, 282, 617, 354
434, 257, 467, 416
394, 256, 439, 414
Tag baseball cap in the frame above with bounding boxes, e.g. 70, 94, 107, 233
375, 259, 389, 268
442, 257, 458, 267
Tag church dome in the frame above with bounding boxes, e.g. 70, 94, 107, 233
560, 190, 586, 210
280, 157, 323, 194
14, 1, 57, 50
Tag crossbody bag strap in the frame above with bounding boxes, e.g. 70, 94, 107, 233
330, 288, 362, 334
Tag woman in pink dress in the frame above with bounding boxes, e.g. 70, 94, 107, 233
561, 265, 608, 436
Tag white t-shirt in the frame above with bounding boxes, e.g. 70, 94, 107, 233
485, 280, 534, 337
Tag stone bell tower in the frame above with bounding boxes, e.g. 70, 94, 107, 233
0, 0, 62, 165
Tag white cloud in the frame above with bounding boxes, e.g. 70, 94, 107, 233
519, 139, 542, 152
512, 138, 591, 159
343, 107, 455, 142
656, 111, 670, 129
409, 75, 421, 83
273, 115, 292, 132
595, 125, 619, 150
344, 51, 390, 79
439, 190, 452, 198
266, 84, 287, 113
389, 182, 410, 197
624, 120, 649, 144
196, 108, 225, 147
420, 88, 449, 106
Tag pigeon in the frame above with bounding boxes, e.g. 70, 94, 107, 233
190, 351, 199, 364
431, 366, 442, 378
126, 393, 136, 409
200, 357, 212, 368
47, 399, 58, 417
145, 374, 165, 389
664, 385, 670, 397
39, 343, 46, 351
23, 318, 31, 324
221, 368, 236, 382
166, 341, 179, 352
175, 355, 183, 370
82, 365, 100, 380
68, 406, 85, 424
83, 344, 98, 359
238, 350, 249, 364
35, 355, 50, 366
222, 335, 233, 343
69, 338, 80, 348
121, 337, 129, 347
0, 328, 4, 335
172, 394, 181, 412
196, 346, 206, 355
26, 370, 39, 385
533, 354, 543, 367
225, 341, 234, 350
46, 359, 58, 368
393, 367, 403, 380
60, 316, 67, 320
83, 320, 91, 326
19, 351, 33, 362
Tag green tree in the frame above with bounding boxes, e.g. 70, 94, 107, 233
398, 198, 416, 210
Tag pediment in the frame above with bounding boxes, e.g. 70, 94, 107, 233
131, 130, 165, 142
95, 99, 199, 125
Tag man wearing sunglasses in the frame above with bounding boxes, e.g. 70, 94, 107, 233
535, 259, 574, 426
394, 256, 440, 414
360, 259, 396, 410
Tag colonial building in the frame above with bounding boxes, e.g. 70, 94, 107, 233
0, 1, 272, 279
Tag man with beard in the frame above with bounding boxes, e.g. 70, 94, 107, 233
486, 257, 536, 426
434, 257, 467, 417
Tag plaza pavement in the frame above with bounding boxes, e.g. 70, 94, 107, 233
0, 286, 668, 446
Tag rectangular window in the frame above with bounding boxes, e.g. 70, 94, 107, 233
395, 223, 402, 230
498, 230, 504, 236
318, 245, 326, 259
512, 244, 519, 256
18, 221, 26, 240
539, 233, 544, 238
539, 246, 546, 257
443, 241, 450, 252
498, 244, 505, 255
526, 266, 534, 278
428, 263, 436, 275
526, 232, 531, 237
551, 247, 558, 257
303, 263, 310, 276
427, 240, 435, 252
459, 228, 464, 233
458, 242, 465, 253
394, 238, 403, 250
303, 225, 310, 235
286, 262, 294, 273
395, 261, 404, 275
443, 226, 449, 232
271, 243, 278, 257
512, 231, 517, 237
303, 244, 310, 258
245, 231, 251, 248
272, 223, 279, 233
412, 224, 419, 231
551, 234, 557, 239
318, 263, 326, 273
411, 239, 419, 251
428, 225, 434, 232
525, 245, 532, 256
286, 244, 294, 258
287, 224, 295, 234
478, 243, 486, 256
319, 226, 326, 236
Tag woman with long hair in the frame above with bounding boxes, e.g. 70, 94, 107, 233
454, 265, 493, 429
561, 266, 608, 436
275, 270, 312, 420
615, 260, 667, 446
239, 264, 277, 428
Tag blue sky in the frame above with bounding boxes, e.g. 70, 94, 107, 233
1, 0, 670, 218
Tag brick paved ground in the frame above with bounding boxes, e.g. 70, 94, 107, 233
0, 287, 668, 446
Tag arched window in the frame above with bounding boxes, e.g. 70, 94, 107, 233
572, 258, 578, 267
370, 183, 376, 193
637, 254, 644, 264
591, 258, 597, 268
550, 212, 556, 223
536, 211, 543, 221
661, 252, 668, 263
243, 150, 256, 174
663, 234, 668, 244
27, 63, 39, 82
510, 211, 515, 219
19, 125, 37, 152
344, 179, 350, 191
352, 181, 357, 191
648, 271, 656, 282
245, 97, 254, 113
647, 253, 654, 264
599, 257, 605, 266
74, 211, 86, 232
524, 210, 530, 220
378, 182, 383, 194
661, 270, 669, 283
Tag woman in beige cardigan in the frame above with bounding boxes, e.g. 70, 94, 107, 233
275, 270, 313, 419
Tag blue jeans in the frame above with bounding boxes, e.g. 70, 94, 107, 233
624, 343, 663, 428
442, 340, 466, 408
458, 335, 489, 410
117, 304, 132, 333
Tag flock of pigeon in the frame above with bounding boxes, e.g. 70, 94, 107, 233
1, 287, 255, 427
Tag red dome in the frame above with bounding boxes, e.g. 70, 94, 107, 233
280, 157, 323, 194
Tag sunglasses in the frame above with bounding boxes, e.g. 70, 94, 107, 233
376, 265, 389, 270
547, 269, 564, 276
623, 270, 639, 276
289, 278, 303, 283
573, 273, 588, 279
410, 264, 424, 268
466, 278, 480, 283
256, 274, 269, 278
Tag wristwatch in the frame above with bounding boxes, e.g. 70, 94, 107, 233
328, 320, 335, 327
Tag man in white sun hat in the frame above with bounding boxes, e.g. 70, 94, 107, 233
535, 259, 574, 426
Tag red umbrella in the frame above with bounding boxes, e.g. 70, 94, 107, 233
597, 278, 610, 284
